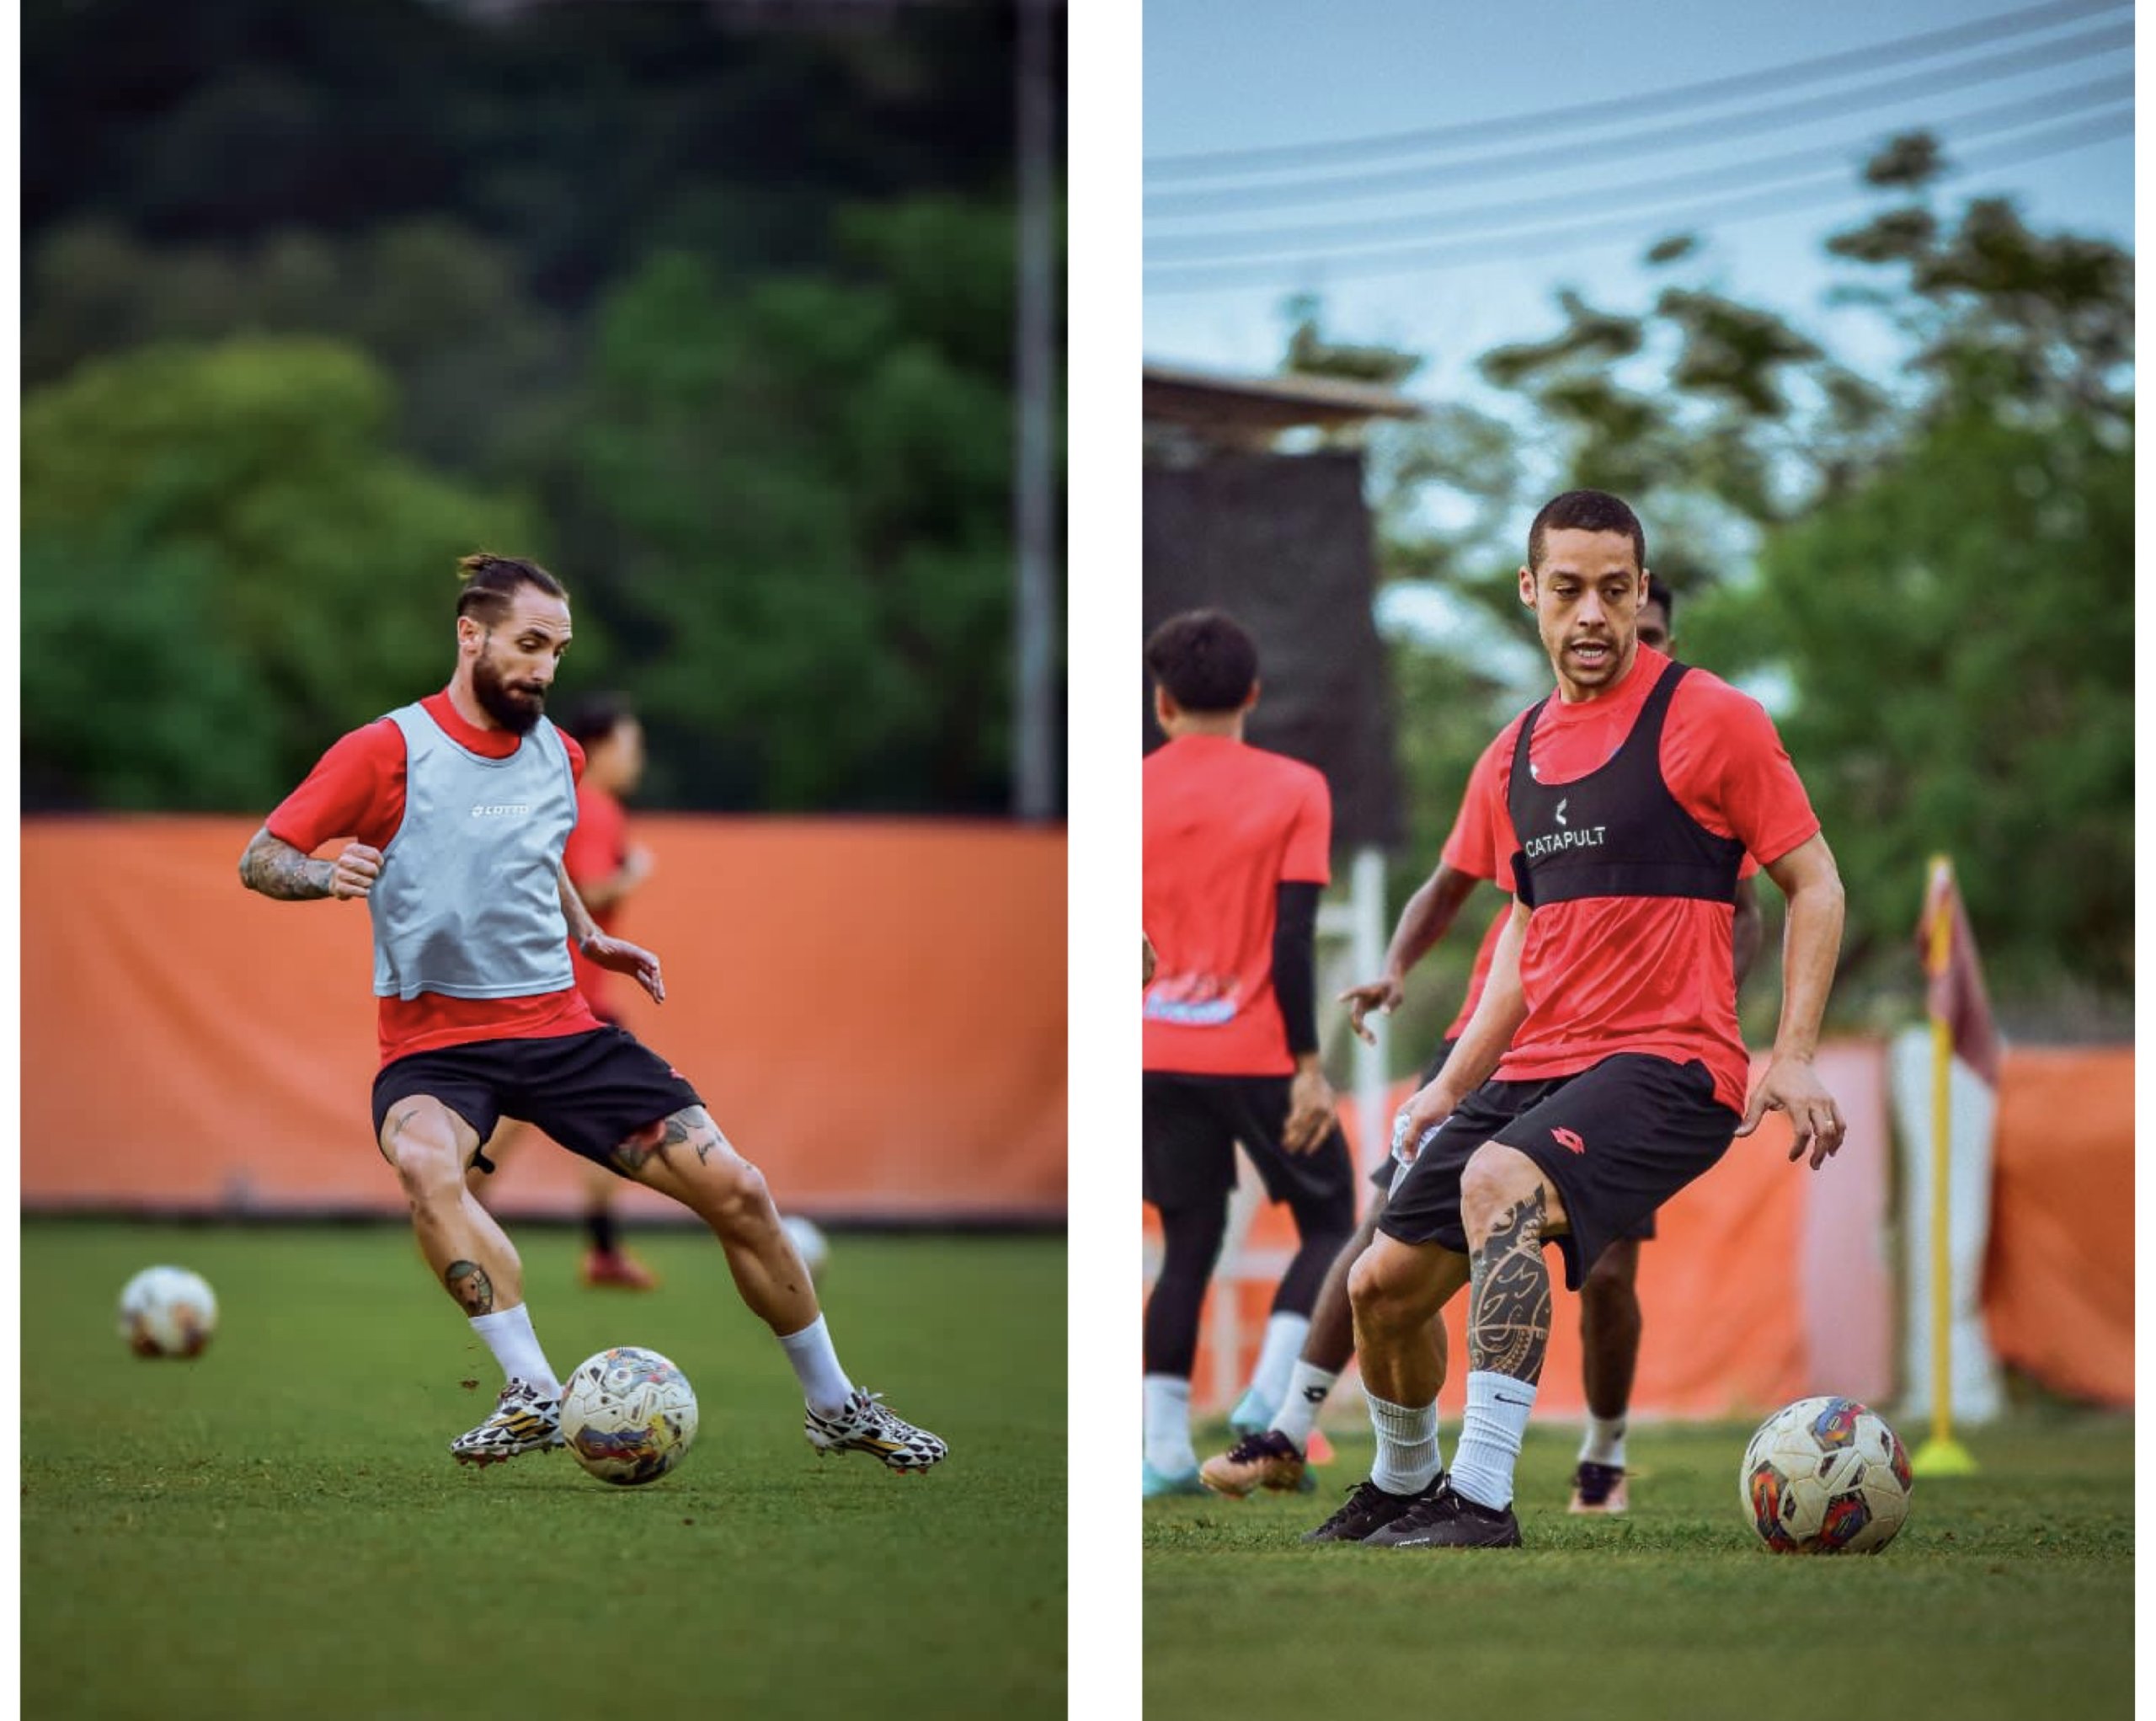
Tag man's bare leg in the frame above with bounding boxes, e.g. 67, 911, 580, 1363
611, 1105, 945, 1470
1572, 1236, 1642, 1512
1348, 1232, 1469, 1494
381, 1097, 565, 1463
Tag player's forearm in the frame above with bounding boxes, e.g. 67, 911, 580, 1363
1380, 864, 1480, 983
1769, 872, 1844, 1063
238, 827, 334, 901
1433, 906, 1529, 1093
556, 863, 600, 946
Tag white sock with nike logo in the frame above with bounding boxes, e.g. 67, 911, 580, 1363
1451, 1371, 1538, 1510
1367, 1392, 1444, 1495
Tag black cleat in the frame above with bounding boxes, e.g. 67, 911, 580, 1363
1363, 1478, 1522, 1548
1302, 1473, 1445, 1543
1569, 1459, 1629, 1514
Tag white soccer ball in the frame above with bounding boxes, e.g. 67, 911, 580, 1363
782, 1215, 830, 1281
1739, 1395, 1913, 1554
117, 1265, 219, 1359
559, 1346, 699, 1486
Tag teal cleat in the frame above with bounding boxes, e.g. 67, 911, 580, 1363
1142, 1459, 1207, 1499
1228, 1387, 1275, 1440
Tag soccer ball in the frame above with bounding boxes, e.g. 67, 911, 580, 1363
1739, 1396, 1913, 1554
782, 1215, 830, 1281
117, 1265, 218, 1359
559, 1347, 699, 1486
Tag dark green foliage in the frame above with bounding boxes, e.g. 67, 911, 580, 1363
24, 1222, 1065, 1720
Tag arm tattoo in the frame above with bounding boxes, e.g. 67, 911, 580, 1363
1467, 1188, 1552, 1384
445, 1260, 494, 1316
239, 828, 334, 901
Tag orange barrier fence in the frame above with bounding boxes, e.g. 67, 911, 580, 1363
1983, 1046, 2133, 1406
24, 817, 1067, 1223
1153, 1037, 2133, 1419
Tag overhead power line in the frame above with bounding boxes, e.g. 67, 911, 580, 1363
1143, 110, 2131, 293
1146, 76, 2132, 264
1145, 0, 2127, 181
1145, 20, 2130, 219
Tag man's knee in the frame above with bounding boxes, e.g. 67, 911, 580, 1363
1348, 1239, 1424, 1335
380, 1106, 468, 1206
1581, 1238, 1641, 1310
1460, 1142, 1561, 1243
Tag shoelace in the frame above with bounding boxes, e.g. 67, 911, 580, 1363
1226, 1430, 1293, 1462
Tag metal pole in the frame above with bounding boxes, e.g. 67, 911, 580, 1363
1012, 0, 1059, 820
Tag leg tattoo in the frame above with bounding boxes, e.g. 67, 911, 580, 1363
611, 1108, 731, 1175
1468, 1189, 1551, 1384
445, 1259, 495, 1316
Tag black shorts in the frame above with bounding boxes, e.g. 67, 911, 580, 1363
1143, 1072, 1355, 1212
371, 1026, 704, 1175
1376, 1054, 1735, 1289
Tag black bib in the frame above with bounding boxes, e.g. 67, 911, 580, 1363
1507, 661, 1744, 911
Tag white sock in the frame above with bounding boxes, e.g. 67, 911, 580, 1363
1451, 1371, 1538, 1510
1143, 1374, 1196, 1476
468, 1305, 560, 1397
1367, 1392, 1444, 1495
1246, 1312, 1310, 1411
1580, 1414, 1628, 1467
778, 1315, 856, 1419
1269, 1360, 1339, 1450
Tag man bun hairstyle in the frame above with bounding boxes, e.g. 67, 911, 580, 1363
1145, 608, 1260, 714
456, 552, 567, 628
1527, 489, 1646, 575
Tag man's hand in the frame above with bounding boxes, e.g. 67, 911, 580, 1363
1737, 1055, 1845, 1169
1392, 1077, 1460, 1166
327, 842, 383, 901
581, 933, 666, 1004
1282, 1063, 1337, 1154
1142, 933, 1156, 987
1337, 974, 1406, 1046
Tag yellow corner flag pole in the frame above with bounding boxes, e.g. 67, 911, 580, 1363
1912, 855, 1979, 1478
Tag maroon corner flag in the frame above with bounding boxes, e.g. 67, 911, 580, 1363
1917, 856, 2002, 1088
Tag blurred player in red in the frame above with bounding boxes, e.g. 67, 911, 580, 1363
1305, 491, 1842, 1548
467, 694, 663, 1291
1202, 576, 1763, 1515
1142, 609, 1357, 1498
240, 553, 944, 1473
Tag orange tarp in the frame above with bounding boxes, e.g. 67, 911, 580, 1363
23, 817, 1067, 1221
1154, 1041, 1896, 1420
1983, 1045, 2133, 1406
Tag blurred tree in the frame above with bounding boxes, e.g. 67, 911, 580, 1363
22, 337, 547, 809
563, 195, 1027, 811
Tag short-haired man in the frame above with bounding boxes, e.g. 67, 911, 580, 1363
1142, 609, 1358, 1498
1306, 491, 1844, 1547
241, 553, 945, 1472
1200, 575, 1762, 1514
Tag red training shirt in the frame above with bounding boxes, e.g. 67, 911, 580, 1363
1143, 735, 1331, 1077
1479, 647, 1817, 1111
562, 782, 631, 1020
265, 689, 602, 1068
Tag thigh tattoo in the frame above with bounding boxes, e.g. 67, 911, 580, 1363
611, 1107, 730, 1175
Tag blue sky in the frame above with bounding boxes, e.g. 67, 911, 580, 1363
1142, 0, 2133, 399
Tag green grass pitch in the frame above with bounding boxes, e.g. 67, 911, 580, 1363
1145, 1414, 2131, 1720
24, 1222, 1065, 1720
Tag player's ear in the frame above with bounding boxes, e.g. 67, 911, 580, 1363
1518, 565, 1536, 607
1152, 682, 1177, 729
1242, 679, 1261, 714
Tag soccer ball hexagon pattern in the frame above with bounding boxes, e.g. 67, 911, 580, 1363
1739, 1395, 1913, 1554
117, 1265, 219, 1359
559, 1346, 700, 1486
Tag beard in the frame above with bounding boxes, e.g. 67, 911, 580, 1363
472, 649, 547, 735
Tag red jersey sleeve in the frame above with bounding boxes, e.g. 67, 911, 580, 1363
1280, 767, 1331, 885
265, 721, 407, 852
563, 787, 624, 888
563, 734, 587, 784
1439, 734, 1508, 880
1664, 675, 1821, 868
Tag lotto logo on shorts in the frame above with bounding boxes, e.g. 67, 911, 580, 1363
1552, 1126, 1587, 1155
